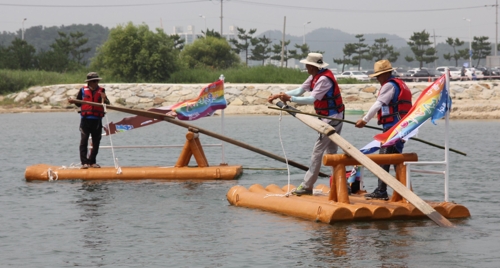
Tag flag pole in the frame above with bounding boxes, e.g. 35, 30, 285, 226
219, 74, 227, 165
444, 69, 450, 202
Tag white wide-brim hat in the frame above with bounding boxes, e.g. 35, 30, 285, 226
300, 53, 329, 69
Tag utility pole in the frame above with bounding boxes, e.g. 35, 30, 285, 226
220, 0, 223, 37
463, 18, 472, 68
431, 29, 442, 68
303, 21, 311, 45
281, 16, 286, 67
22, 18, 26, 40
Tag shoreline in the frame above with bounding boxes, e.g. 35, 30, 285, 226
2, 81, 499, 119
1, 101, 499, 120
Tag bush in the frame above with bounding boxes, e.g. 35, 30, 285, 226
0, 69, 86, 95
167, 65, 309, 84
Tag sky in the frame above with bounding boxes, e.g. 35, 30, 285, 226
1, 0, 500, 46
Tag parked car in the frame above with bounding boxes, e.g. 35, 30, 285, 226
411, 69, 439, 82
436, 66, 461, 81
392, 69, 408, 79
363, 69, 376, 80
398, 69, 417, 82
336, 71, 370, 82
465, 68, 484, 80
482, 67, 500, 79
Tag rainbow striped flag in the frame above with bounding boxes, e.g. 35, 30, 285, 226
171, 79, 227, 121
374, 74, 452, 147
103, 79, 226, 135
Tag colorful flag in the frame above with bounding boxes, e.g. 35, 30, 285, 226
103, 79, 226, 135
373, 74, 452, 147
170, 79, 227, 121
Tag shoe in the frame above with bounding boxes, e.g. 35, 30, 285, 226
81, 164, 89, 169
90, 164, 101, 168
292, 185, 313, 196
364, 190, 389, 200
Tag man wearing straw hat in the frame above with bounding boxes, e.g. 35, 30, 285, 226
268, 52, 345, 195
68, 72, 110, 169
355, 60, 412, 200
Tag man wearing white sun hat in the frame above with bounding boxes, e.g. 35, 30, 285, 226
268, 52, 345, 195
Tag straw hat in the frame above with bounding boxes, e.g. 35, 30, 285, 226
300, 53, 329, 69
85, 72, 102, 82
369, 60, 396, 77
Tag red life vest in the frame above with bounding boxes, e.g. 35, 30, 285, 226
310, 69, 344, 116
81, 86, 105, 117
377, 78, 412, 125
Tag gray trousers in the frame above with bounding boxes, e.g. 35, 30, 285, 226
301, 121, 343, 190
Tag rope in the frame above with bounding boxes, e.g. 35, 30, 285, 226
103, 103, 122, 174
47, 168, 58, 181
265, 111, 293, 198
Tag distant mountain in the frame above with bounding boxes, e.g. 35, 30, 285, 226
0, 24, 109, 65
255, 27, 408, 69
255, 27, 476, 70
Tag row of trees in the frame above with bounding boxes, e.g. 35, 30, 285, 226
228, 27, 317, 67
334, 30, 493, 72
0, 24, 496, 82
0, 32, 92, 72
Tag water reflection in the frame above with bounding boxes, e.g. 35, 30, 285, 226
76, 182, 111, 263
303, 220, 438, 267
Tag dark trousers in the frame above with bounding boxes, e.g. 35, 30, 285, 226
79, 118, 103, 165
377, 127, 404, 192
377, 145, 400, 192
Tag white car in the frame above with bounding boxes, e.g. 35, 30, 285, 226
436, 66, 461, 81
336, 71, 370, 82
465, 68, 484, 80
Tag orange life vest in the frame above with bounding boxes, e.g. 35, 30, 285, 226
310, 69, 344, 116
81, 86, 105, 117
377, 78, 412, 126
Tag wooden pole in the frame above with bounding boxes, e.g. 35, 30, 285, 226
268, 106, 467, 156
277, 103, 454, 227
70, 100, 329, 177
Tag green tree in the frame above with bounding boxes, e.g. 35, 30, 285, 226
471, 36, 491, 67
405, 30, 438, 68
369, 37, 400, 63
199, 29, 222, 39
180, 36, 240, 69
5, 38, 36, 70
39, 31, 92, 71
288, 43, 311, 61
91, 22, 180, 82
249, 35, 272, 65
229, 27, 257, 65
170, 34, 185, 50
442, 37, 466, 67
36, 49, 71, 72
270, 40, 291, 67
352, 34, 370, 70
333, 43, 356, 72
0, 45, 7, 69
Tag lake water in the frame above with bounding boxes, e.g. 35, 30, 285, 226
1, 111, 499, 267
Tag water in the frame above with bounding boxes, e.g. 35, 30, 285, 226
1, 112, 499, 267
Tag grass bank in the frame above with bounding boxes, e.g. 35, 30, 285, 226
0, 66, 365, 96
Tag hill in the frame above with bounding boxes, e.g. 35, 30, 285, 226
0, 24, 110, 65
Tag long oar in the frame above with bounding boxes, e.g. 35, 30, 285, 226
268, 106, 467, 156
275, 102, 453, 227
71, 100, 329, 177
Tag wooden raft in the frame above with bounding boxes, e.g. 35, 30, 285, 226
226, 153, 470, 223
25, 129, 242, 181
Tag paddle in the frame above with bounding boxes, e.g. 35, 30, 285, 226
70, 100, 329, 177
275, 101, 454, 227
268, 106, 467, 156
